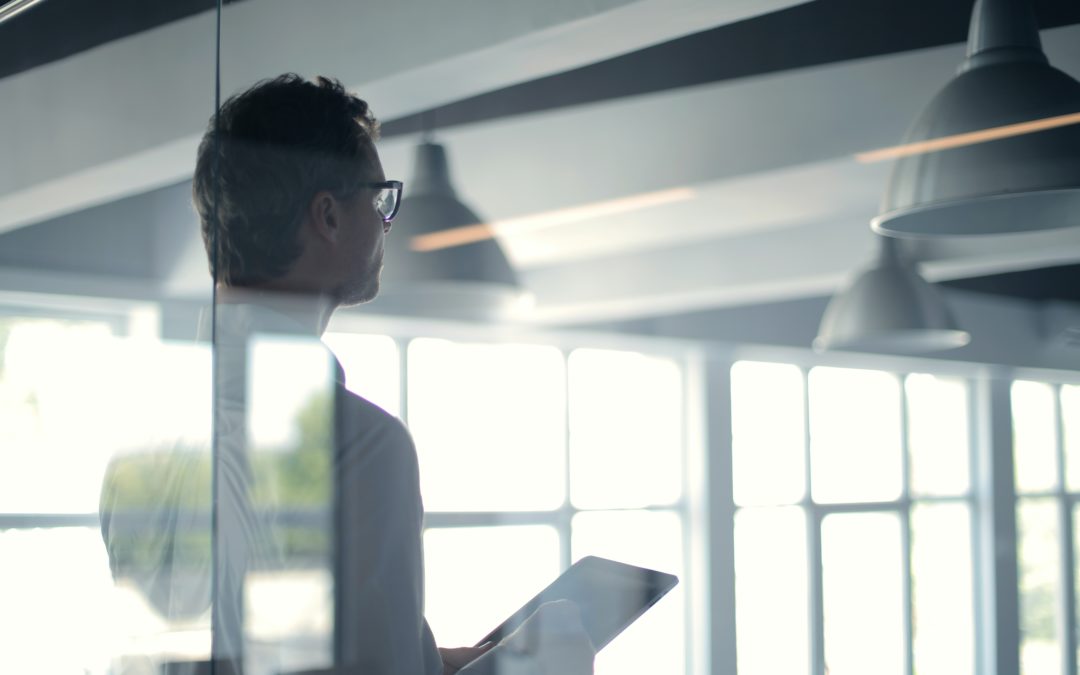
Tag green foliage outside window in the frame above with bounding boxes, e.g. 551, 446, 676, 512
101, 390, 335, 585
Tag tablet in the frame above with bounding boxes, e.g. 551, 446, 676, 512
475, 556, 678, 652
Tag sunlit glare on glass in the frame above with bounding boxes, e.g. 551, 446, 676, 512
1072, 504, 1080, 672
809, 367, 902, 504
1012, 381, 1058, 494
321, 332, 400, 416
734, 507, 809, 675
731, 361, 805, 506
821, 512, 905, 675
0, 321, 214, 514
1061, 385, 1080, 492
245, 569, 333, 672
0, 320, 116, 513
423, 526, 561, 648
1018, 498, 1063, 675
409, 339, 566, 511
0, 528, 128, 674
906, 374, 970, 497
248, 336, 335, 451
568, 349, 683, 510
571, 510, 685, 675
911, 503, 975, 675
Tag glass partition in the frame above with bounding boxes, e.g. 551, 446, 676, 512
6, 1, 1080, 674
0, 1, 219, 672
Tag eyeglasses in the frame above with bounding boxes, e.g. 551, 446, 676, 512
361, 180, 403, 225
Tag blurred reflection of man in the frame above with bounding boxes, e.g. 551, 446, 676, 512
187, 74, 594, 675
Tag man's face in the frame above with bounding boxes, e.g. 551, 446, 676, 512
334, 141, 389, 306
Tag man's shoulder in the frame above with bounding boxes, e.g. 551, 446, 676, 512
335, 384, 413, 447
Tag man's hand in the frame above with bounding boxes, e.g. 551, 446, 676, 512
494, 600, 596, 675
441, 643, 495, 675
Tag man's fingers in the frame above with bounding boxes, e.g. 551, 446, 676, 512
440, 644, 494, 669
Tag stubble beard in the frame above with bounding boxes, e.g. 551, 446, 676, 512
334, 263, 381, 308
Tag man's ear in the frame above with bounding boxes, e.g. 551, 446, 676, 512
306, 190, 340, 244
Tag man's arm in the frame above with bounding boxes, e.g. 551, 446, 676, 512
334, 396, 441, 674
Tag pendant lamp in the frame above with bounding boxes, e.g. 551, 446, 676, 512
374, 141, 524, 320
872, 0, 1080, 237
814, 237, 970, 353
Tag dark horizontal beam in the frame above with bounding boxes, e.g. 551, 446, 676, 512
381, 0, 1080, 138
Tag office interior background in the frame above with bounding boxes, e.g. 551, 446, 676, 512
2, 0, 1080, 673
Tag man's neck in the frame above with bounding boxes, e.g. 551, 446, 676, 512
216, 285, 337, 336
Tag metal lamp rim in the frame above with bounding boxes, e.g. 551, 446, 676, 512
872, 186, 1080, 238
813, 327, 972, 353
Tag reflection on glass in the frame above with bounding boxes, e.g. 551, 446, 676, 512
322, 332, 400, 416
810, 368, 902, 503
424, 525, 561, 648
1063, 385, 1080, 492
821, 512, 904, 675
245, 335, 336, 673
569, 349, 682, 510
408, 339, 566, 511
94, 337, 214, 674
731, 361, 805, 506
734, 507, 809, 675
0, 320, 217, 672
911, 503, 975, 675
1012, 381, 1058, 494
906, 374, 970, 497
1018, 498, 1062, 675
571, 510, 685, 675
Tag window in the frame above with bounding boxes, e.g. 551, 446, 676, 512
0, 315, 216, 673
339, 337, 695, 674
1011, 380, 1080, 675
731, 362, 976, 675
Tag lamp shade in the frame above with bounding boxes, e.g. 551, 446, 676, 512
872, 0, 1080, 238
374, 142, 524, 320
814, 240, 970, 353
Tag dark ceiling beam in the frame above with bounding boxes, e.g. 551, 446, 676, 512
0, 0, 243, 81
381, 0, 1080, 137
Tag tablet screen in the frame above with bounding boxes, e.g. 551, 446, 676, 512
476, 556, 678, 651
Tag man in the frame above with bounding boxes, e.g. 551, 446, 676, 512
188, 74, 593, 674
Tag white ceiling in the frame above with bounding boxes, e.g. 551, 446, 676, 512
2, 0, 1080, 330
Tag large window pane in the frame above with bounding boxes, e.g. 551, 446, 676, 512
1063, 385, 1080, 492
0, 527, 155, 674
734, 506, 809, 675
810, 368, 902, 503
248, 336, 336, 453
322, 332, 400, 416
569, 349, 682, 509
821, 512, 905, 675
0, 319, 125, 513
571, 510, 685, 675
1013, 381, 1059, 494
409, 339, 566, 511
906, 374, 970, 497
1018, 498, 1063, 675
911, 503, 975, 675
731, 361, 805, 506
424, 525, 561, 648
1073, 503, 1080, 674
1, 326, 212, 517
244, 336, 337, 673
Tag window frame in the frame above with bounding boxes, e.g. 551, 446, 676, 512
727, 360, 980, 675
326, 312, 705, 673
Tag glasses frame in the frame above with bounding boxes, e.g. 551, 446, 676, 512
360, 180, 403, 225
